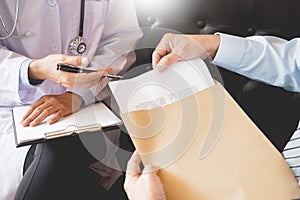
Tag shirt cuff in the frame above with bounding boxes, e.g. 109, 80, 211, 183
19, 59, 43, 90
19, 59, 34, 90
65, 88, 96, 106
211, 33, 246, 70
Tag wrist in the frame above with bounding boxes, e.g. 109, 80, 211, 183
194, 34, 220, 60
207, 34, 220, 59
28, 60, 44, 80
65, 92, 84, 108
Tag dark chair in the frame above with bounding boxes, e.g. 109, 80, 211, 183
14, 131, 132, 200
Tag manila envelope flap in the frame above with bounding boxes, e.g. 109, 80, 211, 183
121, 82, 300, 199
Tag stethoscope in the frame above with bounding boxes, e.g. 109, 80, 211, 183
0, 0, 87, 55
69, 0, 87, 55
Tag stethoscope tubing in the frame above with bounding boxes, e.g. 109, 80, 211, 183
0, 0, 22, 40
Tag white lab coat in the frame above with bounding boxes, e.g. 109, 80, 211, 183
0, 0, 141, 199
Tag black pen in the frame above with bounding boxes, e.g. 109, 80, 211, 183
56, 63, 123, 79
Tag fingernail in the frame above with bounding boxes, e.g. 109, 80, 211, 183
21, 119, 27, 126
29, 122, 36, 127
81, 57, 89, 66
103, 68, 113, 76
108, 68, 113, 73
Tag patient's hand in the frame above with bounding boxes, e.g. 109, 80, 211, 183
152, 33, 220, 72
124, 151, 166, 200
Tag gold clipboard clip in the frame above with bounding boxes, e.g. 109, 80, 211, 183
44, 124, 102, 140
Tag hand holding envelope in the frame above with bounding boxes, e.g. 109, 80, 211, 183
109, 59, 300, 199
124, 151, 166, 200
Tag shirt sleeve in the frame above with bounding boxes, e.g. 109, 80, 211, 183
19, 59, 45, 89
212, 33, 300, 92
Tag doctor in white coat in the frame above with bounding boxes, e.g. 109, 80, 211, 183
0, 0, 141, 199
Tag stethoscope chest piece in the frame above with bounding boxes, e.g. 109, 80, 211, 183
69, 36, 86, 55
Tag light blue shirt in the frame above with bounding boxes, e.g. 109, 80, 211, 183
212, 33, 300, 92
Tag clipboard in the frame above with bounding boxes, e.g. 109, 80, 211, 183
12, 102, 122, 147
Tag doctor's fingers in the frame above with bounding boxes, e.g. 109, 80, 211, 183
28, 105, 60, 127
21, 99, 45, 124
60, 70, 111, 88
57, 55, 89, 67
56, 73, 96, 88
22, 100, 71, 126
21, 95, 74, 126
47, 110, 65, 125
21, 102, 58, 127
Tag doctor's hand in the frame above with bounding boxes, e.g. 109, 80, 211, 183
124, 151, 166, 200
152, 33, 220, 72
28, 54, 112, 88
21, 92, 83, 127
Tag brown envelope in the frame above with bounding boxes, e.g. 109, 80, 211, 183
121, 82, 300, 199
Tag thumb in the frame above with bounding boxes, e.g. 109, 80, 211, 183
126, 151, 142, 175
154, 53, 182, 72
143, 165, 160, 175
62, 56, 89, 67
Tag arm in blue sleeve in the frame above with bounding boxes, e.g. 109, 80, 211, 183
19, 59, 43, 90
212, 33, 300, 92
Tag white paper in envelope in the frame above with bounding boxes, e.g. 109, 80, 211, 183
109, 58, 214, 113
109, 58, 300, 199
